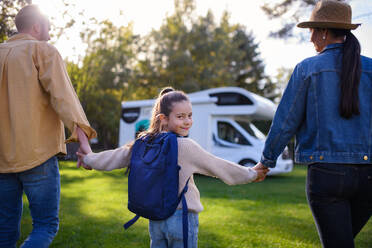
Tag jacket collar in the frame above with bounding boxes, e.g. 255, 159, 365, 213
320, 43, 343, 54
6, 33, 37, 42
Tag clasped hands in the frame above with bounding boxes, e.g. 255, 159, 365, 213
252, 162, 270, 182
76, 127, 92, 170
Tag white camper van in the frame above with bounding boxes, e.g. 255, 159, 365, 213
119, 87, 293, 175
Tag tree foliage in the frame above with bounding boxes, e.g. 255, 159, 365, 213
67, 21, 139, 148
0, 0, 30, 42
266, 67, 293, 103
2, 0, 276, 149
68, 0, 274, 148
261, 0, 317, 39
137, 0, 269, 96
0, 0, 82, 43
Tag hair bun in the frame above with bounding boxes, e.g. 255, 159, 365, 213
159, 87, 175, 96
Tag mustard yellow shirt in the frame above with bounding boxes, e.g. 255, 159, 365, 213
0, 33, 96, 173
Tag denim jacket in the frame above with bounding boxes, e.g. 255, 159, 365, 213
261, 43, 372, 168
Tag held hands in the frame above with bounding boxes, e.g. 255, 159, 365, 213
76, 127, 92, 170
252, 162, 270, 182
76, 148, 92, 170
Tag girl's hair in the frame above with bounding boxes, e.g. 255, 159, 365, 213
137, 87, 189, 139
329, 28, 361, 119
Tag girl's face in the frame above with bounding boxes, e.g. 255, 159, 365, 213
161, 100, 193, 137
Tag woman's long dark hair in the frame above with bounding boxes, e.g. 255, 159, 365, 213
329, 28, 361, 119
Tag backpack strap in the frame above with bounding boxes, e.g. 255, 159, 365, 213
123, 214, 140, 230
180, 178, 190, 248
182, 194, 188, 248
175, 132, 190, 247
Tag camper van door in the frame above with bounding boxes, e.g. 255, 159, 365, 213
211, 117, 262, 165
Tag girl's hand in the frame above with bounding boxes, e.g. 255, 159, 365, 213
76, 148, 92, 170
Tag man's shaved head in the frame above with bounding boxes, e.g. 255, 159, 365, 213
15, 5, 48, 32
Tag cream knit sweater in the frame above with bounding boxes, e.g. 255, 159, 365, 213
83, 137, 257, 213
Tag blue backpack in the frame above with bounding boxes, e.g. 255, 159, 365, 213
124, 132, 190, 247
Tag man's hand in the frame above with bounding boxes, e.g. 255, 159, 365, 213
76, 126, 92, 170
76, 147, 92, 170
76, 127, 92, 154
252, 162, 270, 182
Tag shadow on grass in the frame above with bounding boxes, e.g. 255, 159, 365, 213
61, 164, 127, 179
18, 166, 148, 247
194, 166, 372, 247
17, 162, 372, 248
194, 166, 308, 204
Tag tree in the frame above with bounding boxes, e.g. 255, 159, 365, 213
137, 0, 268, 97
67, 20, 139, 148
265, 67, 293, 103
0, 0, 30, 42
261, 0, 317, 39
0, 0, 84, 43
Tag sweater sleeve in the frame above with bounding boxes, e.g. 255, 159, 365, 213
83, 146, 131, 171
178, 138, 257, 185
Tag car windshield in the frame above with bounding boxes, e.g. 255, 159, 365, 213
236, 120, 266, 140
217, 121, 251, 145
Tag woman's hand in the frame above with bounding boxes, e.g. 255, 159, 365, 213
252, 162, 270, 182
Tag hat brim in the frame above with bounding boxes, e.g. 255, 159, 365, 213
297, 21, 361, 30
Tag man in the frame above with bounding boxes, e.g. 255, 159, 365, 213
0, 5, 96, 248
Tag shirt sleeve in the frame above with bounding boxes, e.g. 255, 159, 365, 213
35, 42, 97, 142
261, 63, 309, 167
83, 146, 131, 171
179, 138, 257, 185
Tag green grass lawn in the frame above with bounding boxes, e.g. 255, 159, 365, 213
18, 162, 372, 248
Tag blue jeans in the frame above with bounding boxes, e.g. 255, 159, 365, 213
306, 163, 372, 248
149, 209, 199, 248
0, 157, 60, 248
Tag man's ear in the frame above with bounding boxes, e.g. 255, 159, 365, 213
32, 22, 41, 36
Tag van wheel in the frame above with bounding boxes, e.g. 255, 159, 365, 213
239, 159, 256, 168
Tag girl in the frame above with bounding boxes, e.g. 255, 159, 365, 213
77, 87, 268, 248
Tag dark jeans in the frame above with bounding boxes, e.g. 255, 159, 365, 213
306, 163, 372, 248
0, 157, 60, 248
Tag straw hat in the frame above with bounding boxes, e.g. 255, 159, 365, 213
297, 0, 361, 30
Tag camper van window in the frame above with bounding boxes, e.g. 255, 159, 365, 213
236, 121, 265, 140
217, 121, 251, 145
210, 93, 253, 105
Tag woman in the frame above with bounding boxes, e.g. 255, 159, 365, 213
254, 0, 372, 247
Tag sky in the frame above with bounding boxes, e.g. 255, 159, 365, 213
33, 0, 372, 77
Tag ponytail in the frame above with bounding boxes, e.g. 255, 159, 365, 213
334, 29, 362, 119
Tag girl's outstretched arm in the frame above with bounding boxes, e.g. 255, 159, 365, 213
77, 146, 131, 171
179, 138, 267, 184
